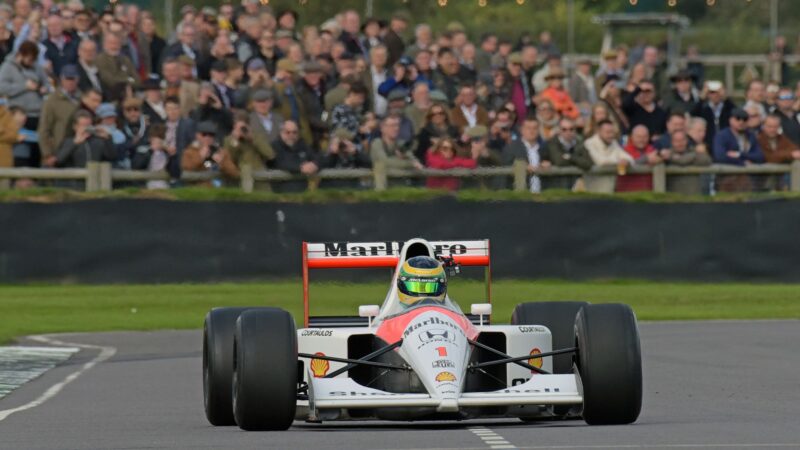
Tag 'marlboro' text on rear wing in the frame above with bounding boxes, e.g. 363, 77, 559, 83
301, 240, 491, 327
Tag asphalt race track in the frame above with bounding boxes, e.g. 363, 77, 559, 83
0, 321, 798, 450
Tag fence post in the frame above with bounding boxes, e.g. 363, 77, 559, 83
373, 161, 387, 191
240, 163, 254, 193
652, 164, 666, 193
512, 160, 527, 192
99, 162, 112, 191
85, 161, 99, 192
791, 160, 800, 193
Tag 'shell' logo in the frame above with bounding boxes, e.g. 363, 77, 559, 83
311, 352, 330, 378
529, 348, 543, 373
435, 371, 456, 382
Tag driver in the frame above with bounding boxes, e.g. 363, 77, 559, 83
397, 256, 447, 309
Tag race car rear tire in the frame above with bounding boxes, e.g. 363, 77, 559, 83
575, 303, 642, 425
203, 307, 262, 426
233, 308, 297, 431
511, 301, 588, 419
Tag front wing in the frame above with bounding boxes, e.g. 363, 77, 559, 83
309, 373, 582, 412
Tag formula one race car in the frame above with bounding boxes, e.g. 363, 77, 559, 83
203, 238, 642, 431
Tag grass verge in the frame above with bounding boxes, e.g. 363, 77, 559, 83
1, 280, 798, 344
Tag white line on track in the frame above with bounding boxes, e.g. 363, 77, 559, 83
468, 426, 517, 449
511, 445, 800, 449
0, 334, 116, 422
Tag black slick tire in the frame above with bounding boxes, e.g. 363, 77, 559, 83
233, 308, 298, 431
575, 303, 642, 425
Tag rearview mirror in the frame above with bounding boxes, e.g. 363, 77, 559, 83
359, 305, 380, 327
471, 303, 492, 326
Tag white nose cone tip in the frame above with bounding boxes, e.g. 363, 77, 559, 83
398, 309, 472, 410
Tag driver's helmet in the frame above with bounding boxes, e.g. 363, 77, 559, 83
397, 256, 447, 308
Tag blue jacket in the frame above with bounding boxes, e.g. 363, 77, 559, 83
712, 128, 764, 166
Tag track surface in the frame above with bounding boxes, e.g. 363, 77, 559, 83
0, 321, 798, 449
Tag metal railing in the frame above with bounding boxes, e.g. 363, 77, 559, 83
2, 160, 799, 194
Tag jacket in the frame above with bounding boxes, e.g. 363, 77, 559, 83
449, 104, 489, 134
180, 142, 239, 184
55, 135, 117, 167
250, 111, 284, 145
273, 81, 313, 145
712, 128, 765, 166
42, 35, 78, 77
622, 86, 667, 137
224, 135, 274, 171
583, 133, 634, 193
757, 132, 798, 164
617, 142, 657, 192
425, 149, 476, 191
95, 52, 138, 103
691, 99, 736, 148
0, 106, 18, 167
542, 137, 593, 170
0, 59, 49, 117
37, 89, 80, 157
664, 146, 712, 195
370, 138, 419, 170
540, 87, 580, 120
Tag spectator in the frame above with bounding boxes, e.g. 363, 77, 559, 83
450, 84, 488, 136
713, 108, 764, 192
473, 32, 497, 77
224, 111, 274, 174
272, 120, 319, 191
43, 14, 78, 77
686, 116, 709, 152
664, 129, 712, 195
425, 137, 476, 191
583, 119, 633, 193
9, 105, 36, 188
415, 102, 459, 163
370, 114, 421, 172
359, 17, 384, 55
432, 47, 463, 104
744, 103, 764, 134
141, 15, 166, 75
385, 90, 415, 143
131, 123, 179, 189
662, 70, 698, 116
532, 52, 562, 93
743, 80, 767, 119
536, 99, 559, 141
141, 78, 166, 124
248, 88, 283, 145
405, 82, 431, 133
163, 96, 195, 173
596, 49, 624, 92
654, 113, 686, 150
405, 23, 433, 59
96, 32, 137, 103
38, 64, 80, 165
618, 125, 660, 192
487, 108, 518, 153
502, 116, 546, 193
363, 45, 389, 116
0, 101, 18, 183
691, 80, 735, 148
383, 11, 409, 67
330, 81, 367, 136
339, 10, 365, 57
162, 22, 199, 70
120, 97, 149, 158
379, 56, 429, 99
54, 110, 115, 168
76, 39, 103, 97
273, 58, 312, 144
758, 114, 800, 164
773, 88, 800, 146
72, 9, 96, 43
0, 41, 49, 130
506, 52, 533, 122
181, 121, 238, 186
320, 127, 371, 170
540, 68, 579, 120
296, 61, 328, 150
597, 75, 629, 135
569, 59, 597, 117
541, 118, 594, 190
95, 103, 128, 168
192, 80, 233, 141
622, 79, 667, 139
765, 81, 780, 113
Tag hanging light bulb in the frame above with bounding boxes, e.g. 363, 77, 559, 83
630, 0, 638, 5
516, 0, 526, 5
479, 0, 487, 7
706, 0, 716, 5
438, 0, 447, 6
668, 0, 677, 6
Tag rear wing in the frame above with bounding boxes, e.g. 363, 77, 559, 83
302, 240, 491, 327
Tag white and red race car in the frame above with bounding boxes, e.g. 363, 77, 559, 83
203, 238, 642, 431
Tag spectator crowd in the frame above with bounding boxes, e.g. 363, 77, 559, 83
2, 0, 800, 194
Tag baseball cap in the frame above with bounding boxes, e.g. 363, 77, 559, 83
61, 64, 79, 79
731, 108, 749, 120
706, 80, 723, 92
96, 103, 117, 119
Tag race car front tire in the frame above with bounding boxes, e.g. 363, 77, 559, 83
233, 308, 298, 431
203, 307, 263, 426
575, 303, 642, 425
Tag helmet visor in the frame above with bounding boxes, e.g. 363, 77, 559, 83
398, 278, 446, 297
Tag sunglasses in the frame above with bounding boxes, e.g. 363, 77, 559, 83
639, 88, 653, 93
733, 117, 747, 121
561, 127, 576, 131
431, 111, 446, 116
200, 132, 215, 137
283, 129, 299, 134
125, 107, 140, 111
440, 145, 453, 150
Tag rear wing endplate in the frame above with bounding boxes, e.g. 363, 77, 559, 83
302, 240, 491, 327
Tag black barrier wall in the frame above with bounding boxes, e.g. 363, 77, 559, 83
2, 199, 800, 283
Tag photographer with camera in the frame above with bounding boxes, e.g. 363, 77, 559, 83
55, 110, 115, 169
319, 127, 372, 189
181, 121, 239, 187
225, 111, 275, 173
378, 56, 431, 100
191, 81, 233, 143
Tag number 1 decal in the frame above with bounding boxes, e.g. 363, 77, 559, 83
436, 346, 447, 357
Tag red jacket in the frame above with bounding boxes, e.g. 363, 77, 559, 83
616, 142, 656, 192
425, 150, 477, 191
